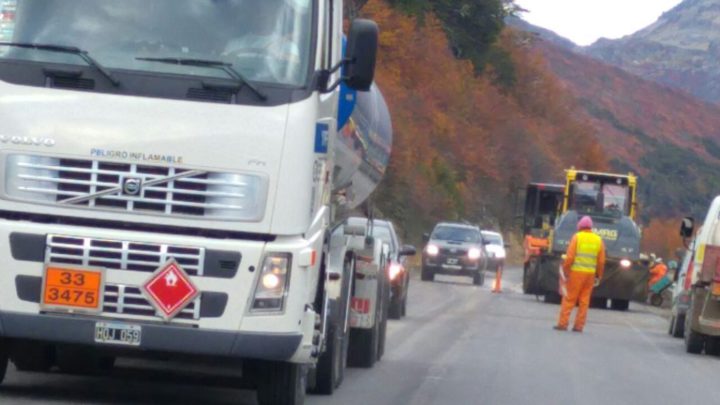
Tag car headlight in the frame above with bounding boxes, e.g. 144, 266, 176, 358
620, 259, 632, 269
468, 248, 482, 260
251, 253, 292, 313
425, 244, 439, 256
495, 250, 506, 259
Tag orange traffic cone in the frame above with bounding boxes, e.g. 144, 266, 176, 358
492, 267, 503, 293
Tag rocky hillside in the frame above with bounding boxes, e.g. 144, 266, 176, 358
584, 0, 720, 103
535, 37, 720, 221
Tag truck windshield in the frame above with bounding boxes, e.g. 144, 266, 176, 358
432, 227, 480, 243
0, 0, 313, 86
572, 181, 630, 218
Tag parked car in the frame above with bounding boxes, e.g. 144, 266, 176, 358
669, 238, 695, 338
373, 220, 417, 319
482, 230, 506, 271
421, 222, 489, 285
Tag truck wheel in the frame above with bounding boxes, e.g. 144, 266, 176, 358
308, 321, 339, 395
673, 314, 686, 338
472, 271, 485, 286
522, 265, 530, 294
10, 342, 54, 372
389, 296, 402, 320
591, 297, 608, 309
401, 296, 407, 317
0, 341, 8, 385
684, 298, 705, 354
668, 316, 675, 335
347, 327, 378, 368
650, 294, 663, 307
377, 268, 390, 361
706, 337, 720, 356
256, 361, 307, 405
610, 299, 629, 311
544, 292, 562, 304
421, 267, 434, 282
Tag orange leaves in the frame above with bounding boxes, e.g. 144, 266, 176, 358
365, 0, 609, 229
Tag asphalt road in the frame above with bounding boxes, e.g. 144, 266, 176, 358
2, 267, 720, 404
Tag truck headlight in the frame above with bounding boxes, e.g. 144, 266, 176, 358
251, 253, 292, 313
620, 259, 632, 269
468, 248, 482, 260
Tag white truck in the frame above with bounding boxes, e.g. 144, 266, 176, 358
0, 1, 391, 404
678, 197, 720, 355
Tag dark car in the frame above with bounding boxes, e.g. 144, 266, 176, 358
373, 220, 417, 319
421, 222, 489, 285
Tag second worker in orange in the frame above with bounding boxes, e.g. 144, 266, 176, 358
554, 216, 606, 333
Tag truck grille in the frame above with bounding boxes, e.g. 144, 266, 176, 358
6, 154, 267, 221
46, 235, 205, 277
104, 284, 199, 320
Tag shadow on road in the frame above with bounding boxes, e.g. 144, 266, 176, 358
0, 365, 256, 405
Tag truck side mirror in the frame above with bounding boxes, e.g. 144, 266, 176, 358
680, 217, 695, 238
422, 233, 430, 242
399, 245, 417, 257
344, 19, 378, 91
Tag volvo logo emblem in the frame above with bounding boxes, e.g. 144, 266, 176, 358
122, 177, 142, 196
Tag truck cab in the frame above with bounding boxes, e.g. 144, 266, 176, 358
0, 1, 382, 404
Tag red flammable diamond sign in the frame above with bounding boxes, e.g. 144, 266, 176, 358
142, 259, 199, 321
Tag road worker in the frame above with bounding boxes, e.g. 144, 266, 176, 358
648, 257, 668, 288
554, 216, 606, 333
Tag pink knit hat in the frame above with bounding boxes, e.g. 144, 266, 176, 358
578, 216, 593, 230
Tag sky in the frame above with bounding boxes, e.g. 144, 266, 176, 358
515, 0, 684, 46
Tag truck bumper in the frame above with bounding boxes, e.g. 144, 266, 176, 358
0, 311, 302, 361
0, 218, 322, 364
539, 257, 646, 301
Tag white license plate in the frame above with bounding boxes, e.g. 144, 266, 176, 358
447, 258, 459, 265
94, 322, 141, 346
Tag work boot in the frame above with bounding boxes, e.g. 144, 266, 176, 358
553, 325, 567, 331
572, 328, 583, 333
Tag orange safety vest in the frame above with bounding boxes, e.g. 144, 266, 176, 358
571, 232, 603, 274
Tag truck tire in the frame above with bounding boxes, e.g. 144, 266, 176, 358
401, 295, 407, 317
389, 295, 402, 320
421, 267, 434, 282
377, 259, 390, 361
672, 314, 686, 338
347, 327, 377, 368
685, 296, 705, 354
591, 297, 608, 309
544, 292, 562, 304
0, 341, 8, 385
706, 337, 720, 356
610, 299, 629, 311
523, 263, 534, 294
256, 361, 307, 405
473, 271, 485, 286
10, 342, 54, 372
308, 322, 340, 395
650, 294, 663, 307
523, 260, 541, 295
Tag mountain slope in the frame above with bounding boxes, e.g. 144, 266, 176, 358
533, 36, 720, 220
584, 0, 720, 103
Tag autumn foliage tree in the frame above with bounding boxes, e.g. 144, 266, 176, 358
360, 0, 608, 240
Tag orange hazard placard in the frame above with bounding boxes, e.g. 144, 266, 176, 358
42, 266, 104, 312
